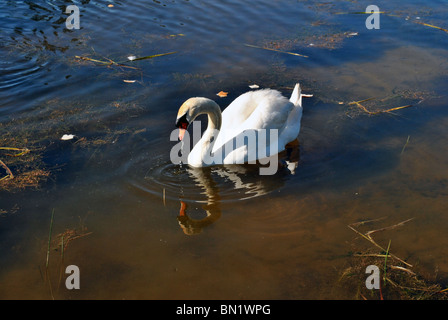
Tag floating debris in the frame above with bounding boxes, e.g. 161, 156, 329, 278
244, 43, 308, 58
0, 159, 13, 180
167, 34, 185, 38
61, 134, 75, 140
75, 51, 176, 69
349, 97, 413, 115
334, 11, 386, 15
400, 135, 411, 155
414, 20, 448, 33
0, 147, 30, 157
75, 55, 139, 70
216, 91, 228, 98
129, 52, 177, 61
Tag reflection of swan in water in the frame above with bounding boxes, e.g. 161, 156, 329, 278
176, 141, 300, 235
177, 167, 221, 235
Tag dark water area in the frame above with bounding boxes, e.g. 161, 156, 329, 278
1, 0, 448, 300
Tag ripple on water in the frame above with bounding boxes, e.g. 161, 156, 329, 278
124, 150, 292, 206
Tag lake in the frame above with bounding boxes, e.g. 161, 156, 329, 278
1, 0, 447, 300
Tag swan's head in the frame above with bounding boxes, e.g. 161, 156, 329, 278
175, 97, 221, 141
175, 98, 197, 141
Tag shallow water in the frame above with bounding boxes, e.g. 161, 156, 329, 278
1, 0, 447, 299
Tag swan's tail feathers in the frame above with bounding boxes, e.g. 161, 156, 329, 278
290, 83, 313, 107
289, 83, 301, 106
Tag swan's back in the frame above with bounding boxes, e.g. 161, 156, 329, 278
220, 89, 294, 131
211, 87, 303, 162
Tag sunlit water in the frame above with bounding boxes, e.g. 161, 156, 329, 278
1, 0, 447, 299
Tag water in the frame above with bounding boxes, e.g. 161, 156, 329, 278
1, 0, 447, 299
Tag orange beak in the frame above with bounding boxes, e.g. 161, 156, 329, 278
179, 128, 186, 141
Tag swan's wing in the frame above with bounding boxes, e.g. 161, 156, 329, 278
219, 91, 262, 128
211, 88, 305, 167
244, 89, 303, 148
245, 97, 294, 131
214, 89, 294, 152
222, 97, 301, 164
215, 96, 300, 165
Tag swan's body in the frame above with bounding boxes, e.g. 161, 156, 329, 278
175, 83, 311, 168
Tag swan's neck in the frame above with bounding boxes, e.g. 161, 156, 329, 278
189, 98, 222, 165
196, 98, 222, 131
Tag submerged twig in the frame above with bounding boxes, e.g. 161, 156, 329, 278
61, 231, 92, 251
75, 51, 176, 70
244, 43, 308, 58
58, 235, 64, 291
349, 98, 413, 115
334, 11, 386, 15
365, 218, 415, 237
46, 209, 55, 300
75, 56, 140, 70
0, 159, 14, 180
390, 265, 416, 276
350, 216, 387, 227
0, 147, 30, 157
384, 276, 443, 295
401, 135, 411, 155
348, 218, 414, 267
414, 21, 448, 33
0, 147, 31, 180
125, 52, 177, 62
384, 240, 392, 287
46, 209, 55, 269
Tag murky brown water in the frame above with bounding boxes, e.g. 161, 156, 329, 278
1, 0, 447, 300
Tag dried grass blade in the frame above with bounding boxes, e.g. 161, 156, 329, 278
384, 240, 392, 286
365, 218, 415, 237
46, 209, 55, 269
390, 265, 416, 276
401, 135, 411, 155
348, 223, 413, 268
0, 147, 30, 157
130, 51, 177, 61
414, 21, 448, 33
75, 56, 140, 70
0, 159, 14, 179
244, 43, 308, 58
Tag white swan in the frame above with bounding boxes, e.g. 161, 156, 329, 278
175, 83, 312, 168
